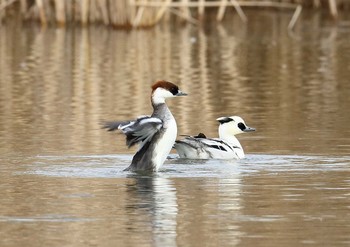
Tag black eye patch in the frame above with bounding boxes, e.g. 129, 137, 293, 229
238, 122, 246, 131
170, 86, 179, 95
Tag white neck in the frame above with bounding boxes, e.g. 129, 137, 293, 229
151, 87, 174, 105
218, 126, 243, 149
152, 95, 166, 105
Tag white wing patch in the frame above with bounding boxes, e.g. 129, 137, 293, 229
174, 136, 242, 159
118, 117, 163, 148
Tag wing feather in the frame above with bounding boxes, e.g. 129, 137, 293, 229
102, 120, 129, 131
103, 116, 163, 148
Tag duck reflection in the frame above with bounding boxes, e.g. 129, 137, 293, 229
125, 175, 178, 247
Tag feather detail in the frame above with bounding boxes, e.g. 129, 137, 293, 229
106, 116, 163, 148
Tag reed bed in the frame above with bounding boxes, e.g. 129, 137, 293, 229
0, 0, 348, 28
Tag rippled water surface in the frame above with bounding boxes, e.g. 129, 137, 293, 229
1, 10, 350, 247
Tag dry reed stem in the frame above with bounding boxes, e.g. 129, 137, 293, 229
168, 7, 199, 25
154, 0, 171, 23
198, 0, 205, 16
55, 0, 65, 26
217, 0, 228, 21
328, 0, 338, 18
108, 0, 117, 26
288, 5, 302, 30
180, 0, 191, 23
88, 0, 96, 22
35, 0, 47, 26
229, 0, 247, 22
81, 0, 89, 26
0, 0, 345, 27
133, 6, 145, 27
98, 0, 109, 25
133, 1, 298, 8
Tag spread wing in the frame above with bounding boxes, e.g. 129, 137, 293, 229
103, 116, 163, 148
103, 120, 129, 132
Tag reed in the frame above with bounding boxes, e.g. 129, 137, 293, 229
0, 0, 348, 28
54, 0, 65, 26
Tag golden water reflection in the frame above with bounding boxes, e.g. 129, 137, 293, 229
1, 12, 350, 157
0, 155, 349, 247
1, 10, 350, 247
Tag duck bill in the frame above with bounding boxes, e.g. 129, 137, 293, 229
244, 126, 256, 132
176, 90, 188, 96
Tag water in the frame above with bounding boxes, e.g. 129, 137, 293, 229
1, 10, 350, 247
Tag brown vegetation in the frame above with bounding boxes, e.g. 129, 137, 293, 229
0, 0, 348, 28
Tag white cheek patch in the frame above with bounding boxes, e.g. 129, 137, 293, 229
152, 88, 175, 104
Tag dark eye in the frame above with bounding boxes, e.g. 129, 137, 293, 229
238, 122, 246, 131
170, 86, 179, 95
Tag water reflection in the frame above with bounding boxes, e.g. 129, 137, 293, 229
1, 10, 350, 247
126, 176, 178, 247
0, 153, 349, 246
1, 11, 350, 157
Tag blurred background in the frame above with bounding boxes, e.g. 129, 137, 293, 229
1, 0, 350, 156
1, 2, 350, 247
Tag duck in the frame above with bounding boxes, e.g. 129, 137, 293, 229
174, 116, 255, 159
103, 80, 187, 172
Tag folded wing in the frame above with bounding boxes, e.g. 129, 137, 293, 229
177, 136, 234, 152
174, 134, 242, 159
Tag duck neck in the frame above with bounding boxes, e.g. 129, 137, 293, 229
151, 95, 166, 106
218, 127, 242, 149
151, 100, 174, 126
